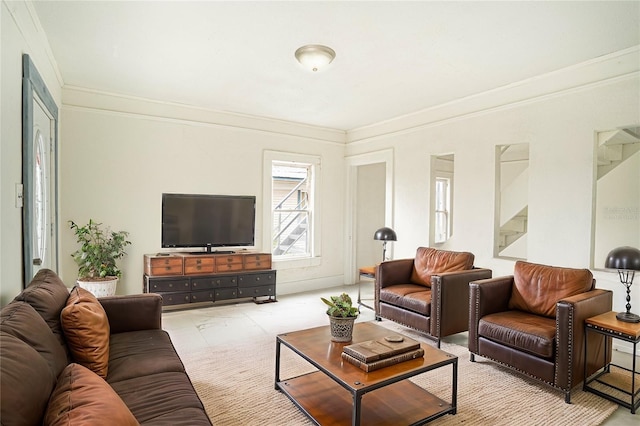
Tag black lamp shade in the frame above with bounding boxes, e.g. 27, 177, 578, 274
605, 246, 640, 271
374, 227, 397, 241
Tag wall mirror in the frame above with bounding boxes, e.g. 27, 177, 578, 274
494, 143, 529, 259
592, 126, 640, 270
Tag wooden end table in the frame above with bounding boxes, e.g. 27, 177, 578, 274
357, 266, 376, 312
583, 311, 640, 414
275, 321, 457, 425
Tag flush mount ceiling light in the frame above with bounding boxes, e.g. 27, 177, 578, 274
294, 44, 336, 72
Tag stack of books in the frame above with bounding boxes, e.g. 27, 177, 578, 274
341, 335, 424, 372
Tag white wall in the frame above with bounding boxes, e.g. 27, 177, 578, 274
1, 1, 62, 305
58, 89, 347, 296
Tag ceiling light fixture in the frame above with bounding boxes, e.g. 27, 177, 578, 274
294, 44, 335, 72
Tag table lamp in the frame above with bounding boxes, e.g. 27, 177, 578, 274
605, 246, 640, 323
374, 227, 397, 262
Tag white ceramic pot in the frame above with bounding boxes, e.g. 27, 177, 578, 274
76, 277, 118, 298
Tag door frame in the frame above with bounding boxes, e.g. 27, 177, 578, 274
344, 149, 394, 284
22, 54, 59, 285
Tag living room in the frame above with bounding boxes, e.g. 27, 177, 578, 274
2, 1, 639, 424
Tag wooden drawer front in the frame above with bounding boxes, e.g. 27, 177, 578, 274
243, 254, 272, 270
149, 279, 190, 293
238, 271, 276, 287
215, 255, 243, 272
184, 257, 215, 275
215, 288, 238, 300
190, 290, 214, 303
191, 276, 237, 290
237, 285, 275, 298
146, 257, 183, 276
161, 292, 191, 306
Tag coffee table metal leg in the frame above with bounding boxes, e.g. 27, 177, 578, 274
274, 339, 281, 390
352, 392, 362, 426
452, 358, 458, 414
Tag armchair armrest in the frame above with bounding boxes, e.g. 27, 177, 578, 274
555, 289, 612, 391
431, 268, 492, 338
99, 293, 163, 334
468, 275, 514, 354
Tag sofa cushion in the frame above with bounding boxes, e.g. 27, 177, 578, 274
14, 268, 70, 352
508, 261, 594, 317
410, 247, 474, 287
0, 302, 68, 378
478, 310, 556, 359
44, 363, 139, 426
0, 331, 56, 426
107, 330, 186, 383
61, 286, 110, 378
110, 372, 210, 425
380, 284, 431, 315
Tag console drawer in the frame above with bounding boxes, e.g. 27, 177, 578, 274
243, 254, 272, 270
190, 290, 215, 303
191, 275, 237, 290
238, 271, 276, 287
144, 255, 184, 276
215, 255, 243, 272
215, 288, 238, 300
161, 292, 191, 306
148, 279, 190, 293
184, 257, 215, 275
237, 285, 275, 298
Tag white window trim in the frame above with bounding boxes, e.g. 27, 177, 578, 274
263, 151, 321, 269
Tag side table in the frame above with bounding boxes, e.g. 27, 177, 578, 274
583, 311, 640, 414
357, 266, 376, 312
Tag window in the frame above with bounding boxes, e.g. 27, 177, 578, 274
434, 177, 451, 244
264, 152, 320, 262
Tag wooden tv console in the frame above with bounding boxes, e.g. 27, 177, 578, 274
143, 252, 276, 308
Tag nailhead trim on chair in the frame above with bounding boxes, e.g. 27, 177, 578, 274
432, 278, 442, 341
554, 301, 573, 394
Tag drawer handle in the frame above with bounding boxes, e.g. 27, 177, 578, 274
184, 282, 189, 287
196, 259, 202, 264
196, 265, 201, 270
165, 266, 171, 271
216, 279, 221, 285
164, 259, 170, 265
256, 277, 260, 281
193, 283, 198, 288
169, 283, 173, 288
232, 278, 236, 284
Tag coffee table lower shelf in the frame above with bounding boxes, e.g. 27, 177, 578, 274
276, 371, 453, 426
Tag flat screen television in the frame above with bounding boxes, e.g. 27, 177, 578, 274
162, 193, 256, 252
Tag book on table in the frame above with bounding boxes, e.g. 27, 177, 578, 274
342, 335, 421, 363
341, 348, 425, 372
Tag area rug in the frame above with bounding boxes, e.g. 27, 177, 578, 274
180, 323, 617, 425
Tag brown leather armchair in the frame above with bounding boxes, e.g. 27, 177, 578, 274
375, 247, 492, 347
469, 260, 612, 403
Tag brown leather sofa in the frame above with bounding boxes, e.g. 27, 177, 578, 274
468, 260, 612, 403
0, 269, 212, 425
375, 247, 492, 347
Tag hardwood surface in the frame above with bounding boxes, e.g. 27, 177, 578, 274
586, 311, 640, 341
276, 321, 457, 425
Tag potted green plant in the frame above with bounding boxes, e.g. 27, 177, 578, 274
69, 219, 131, 297
321, 293, 359, 342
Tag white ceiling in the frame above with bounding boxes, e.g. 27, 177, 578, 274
32, 1, 640, 131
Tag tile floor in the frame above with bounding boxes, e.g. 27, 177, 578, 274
162, 281, 638, 425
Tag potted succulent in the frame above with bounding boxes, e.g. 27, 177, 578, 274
321, 292, 359, 342
69, 219, 131, 297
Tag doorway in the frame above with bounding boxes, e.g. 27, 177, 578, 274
22, 54, 59, 285
344, 149, 394, 284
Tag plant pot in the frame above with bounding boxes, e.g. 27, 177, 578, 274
76, 277, 118, 298
328, 314, 357, 342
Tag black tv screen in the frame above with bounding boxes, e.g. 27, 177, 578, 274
162, 194, 256, 250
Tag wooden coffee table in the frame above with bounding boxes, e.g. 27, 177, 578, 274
275, 321, 457, 425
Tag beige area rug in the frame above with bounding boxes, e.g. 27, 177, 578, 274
180, 324, 617, 426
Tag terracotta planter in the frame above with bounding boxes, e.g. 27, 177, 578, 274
328, 314, 357, 342
76, 277, 118, 298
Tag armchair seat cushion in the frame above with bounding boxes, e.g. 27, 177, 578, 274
479, 310, 556, 359
379, 284, 431, 315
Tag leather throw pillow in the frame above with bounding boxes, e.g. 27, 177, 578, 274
410, 247, 474, 287
44, 363, 139, 426
61, 286, 110, 378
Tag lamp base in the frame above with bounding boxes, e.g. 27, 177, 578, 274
616, 311, 640, 323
